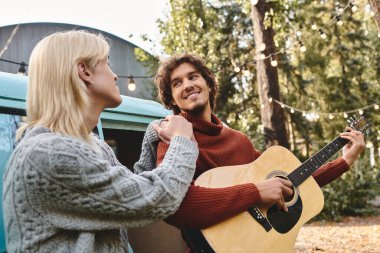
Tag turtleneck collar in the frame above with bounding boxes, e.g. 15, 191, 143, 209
179, 112, 223, 136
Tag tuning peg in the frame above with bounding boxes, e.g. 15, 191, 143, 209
353, 115, 357, 119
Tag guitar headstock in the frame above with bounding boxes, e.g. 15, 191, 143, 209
347, 115, 371, 136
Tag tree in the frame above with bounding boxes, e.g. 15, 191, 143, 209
250, 0, 289, 149
369, 0, 380, 32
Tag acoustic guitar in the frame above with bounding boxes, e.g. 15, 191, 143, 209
184, 115, 370, 253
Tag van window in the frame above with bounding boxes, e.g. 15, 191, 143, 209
103, 128, 145, 170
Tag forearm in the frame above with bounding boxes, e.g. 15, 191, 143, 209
33, 134, 198, 229
165, 183, 261, 229
133, 120, 160, 174
312, 157, 349, 187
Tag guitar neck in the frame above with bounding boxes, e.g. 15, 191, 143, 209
288, 136, 349, 187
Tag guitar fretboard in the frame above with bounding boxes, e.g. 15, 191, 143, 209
288, 136, 349, 187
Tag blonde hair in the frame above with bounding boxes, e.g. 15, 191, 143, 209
17, 30, 110, 142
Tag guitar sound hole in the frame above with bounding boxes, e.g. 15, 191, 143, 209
275, 176, 295, 203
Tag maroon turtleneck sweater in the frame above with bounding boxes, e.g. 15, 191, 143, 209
157, 113, 349, 229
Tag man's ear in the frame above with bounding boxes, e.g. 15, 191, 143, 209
77, 62, 93, 85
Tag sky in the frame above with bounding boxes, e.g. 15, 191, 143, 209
0, 0, 169, 54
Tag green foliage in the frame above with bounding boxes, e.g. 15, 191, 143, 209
319, 156, 380, 220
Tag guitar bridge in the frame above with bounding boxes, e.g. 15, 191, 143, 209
247, 206, 272, 232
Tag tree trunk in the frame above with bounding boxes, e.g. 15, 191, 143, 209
250, 0, 290, 149
369, 0, 380, 33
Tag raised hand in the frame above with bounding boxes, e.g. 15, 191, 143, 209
340, 127, 365, 166
153, 115, 196, 143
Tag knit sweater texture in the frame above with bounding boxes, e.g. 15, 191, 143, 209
3, 122, 198, 253
156, 113, 349, 229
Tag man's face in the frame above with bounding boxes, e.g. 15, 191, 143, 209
170, 63, 211, 115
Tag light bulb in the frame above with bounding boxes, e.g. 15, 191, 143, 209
258, 43, 266, 51
128, 76, 136, 91
128, 82, 136, 91
251, 0, 259, 6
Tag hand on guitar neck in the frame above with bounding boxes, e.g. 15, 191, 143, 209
255, 177, 293, 212
340, 127, 366, 167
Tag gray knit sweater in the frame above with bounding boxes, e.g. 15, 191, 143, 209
3, 123, 198, 253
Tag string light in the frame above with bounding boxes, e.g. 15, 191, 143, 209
250, 0, 259, 6
0, 58, 28, 75
17, 61, 26, 76
252, 0, 354, 65
127, 75, 136, 91
336, 16, 343, 26
268, 97, 378, 121
319, 29, 327, 39
351, 4, 358, 13
270, 55, 278, 67
258, 43, 266, 51
242, 68, 251, 77
299, 41, 306, 52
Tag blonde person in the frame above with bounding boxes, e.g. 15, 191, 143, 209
3, 30, 198, 253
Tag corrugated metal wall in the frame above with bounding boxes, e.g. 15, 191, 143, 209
0, 23, 155, 100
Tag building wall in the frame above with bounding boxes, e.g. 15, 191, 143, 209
0, 23, 155, 100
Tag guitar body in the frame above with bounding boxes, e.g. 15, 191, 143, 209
194, 146, 324, 253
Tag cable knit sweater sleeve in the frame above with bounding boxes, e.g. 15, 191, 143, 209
133, 120, 160, 174
17, 127, 198, 230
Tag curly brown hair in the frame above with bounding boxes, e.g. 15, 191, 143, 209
155, 53, 219, 115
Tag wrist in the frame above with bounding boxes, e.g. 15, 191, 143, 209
342, 156, 355, 167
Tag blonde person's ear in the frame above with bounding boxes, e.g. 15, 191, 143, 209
77, 62, 93, 86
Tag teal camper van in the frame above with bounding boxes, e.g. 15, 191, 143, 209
0, 71, 176, 252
